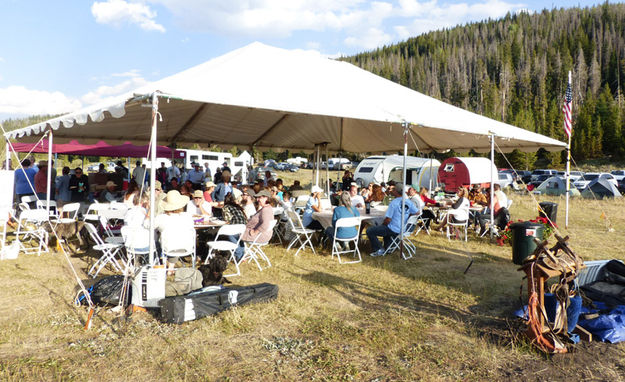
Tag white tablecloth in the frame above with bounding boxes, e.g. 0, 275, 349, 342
312, 206, 388, 229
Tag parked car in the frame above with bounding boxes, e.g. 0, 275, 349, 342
496, 172, 515, 188
530, 169, 558, 182
573, 173, 618, 190
618, 178, 625, 194
287, 164, 299, 172
611, 170, 625, 182
569, 171, 584, 182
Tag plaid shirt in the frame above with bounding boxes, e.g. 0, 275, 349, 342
223, 205, 248, 225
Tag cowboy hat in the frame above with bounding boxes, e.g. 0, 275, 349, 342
162, 190, 190, 211
192, 190, 204, 198
255, 189, 272, 198
105, 181, 117, 188
205, 181, 216, 188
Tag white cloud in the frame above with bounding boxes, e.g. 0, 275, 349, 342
148, 0, 524, 49
0, 57, 4, 62
0, 72, 148, 117
92, 0, 165, 32
0, 86, 82, 116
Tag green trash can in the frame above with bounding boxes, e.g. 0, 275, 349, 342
538, 202, 558, 223
510, 221, 544, 265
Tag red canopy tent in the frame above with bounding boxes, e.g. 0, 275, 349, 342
11, 139, 185, 159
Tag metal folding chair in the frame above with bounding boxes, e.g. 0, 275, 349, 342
241, 220, 277, 271
85, 222, 125, 278
331, 217, 362, 264
383, 215, 419, 259
15, 209, 49, 256
205, 224, 246, 277
285, 208, 317, 256
446, 209, 469, 242
161, 227, 196, 268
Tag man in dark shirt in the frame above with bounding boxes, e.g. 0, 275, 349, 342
69, 167, 89, 202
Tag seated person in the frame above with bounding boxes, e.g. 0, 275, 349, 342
349, 184, 365, 208
240, 190, 274, 258
477, 187, 510, 234
438, 187, 470, 231
366, 184, 385, 204
154, 190, 195, 272
99, 181, 121, 203
367, 185, 419, 256
302, 185, 324, 230
468, 184, 488, 207
324, 192, 360, 247
123, 180, 140, 207
242, 190, 257, 219
494, 183, 508, 209
222, 191, 248, 260
187, 190, 212, 217
289, 180, 303, 191
93, 163, 109, 189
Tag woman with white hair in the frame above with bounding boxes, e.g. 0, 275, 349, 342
324, 192, 360, 246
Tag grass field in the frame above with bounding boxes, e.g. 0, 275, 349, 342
1, 171, 625, 381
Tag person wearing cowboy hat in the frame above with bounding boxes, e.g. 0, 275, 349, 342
240, 189, 274, 257
302, 185, 324, 230
187, 162, 205, 190
99, 180, 121, 203
154, 190, 195, 271
203, 181, 216, 204
187, 190, 212, 217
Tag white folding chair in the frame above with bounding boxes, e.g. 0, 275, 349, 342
414, 213, 431, 236
272, 206, 285, 245
99, 215, 124, 245
446, 209, 469, 242
15, 209, 50, 256
121, 225, 156, 267
161, 227, 196, 268
331, 217, 362, 264
383, 215, 418, 259
36, 200, 59, 219
241, 220, 277, 271
20, 195, 37, 207
85, 222, 125, 278
83, 202, 109, 222
285, 208, 317, 256
57, 202, 80, 224
205, 224, 246, 277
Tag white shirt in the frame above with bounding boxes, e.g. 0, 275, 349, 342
186, 200, 212, 216
450, 197, 470, 221
154, 213, 195, 253
495, 190, 508, 210
409, 195, 424, 213
124, 206, 148, 228
244, 203, 257, 219
133, 166, 147, 184
351, 194, 365, 208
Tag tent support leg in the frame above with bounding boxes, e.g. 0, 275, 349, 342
46, 130, 53, 215
148, 93, 159, 265
400, 122, 408, 260
490, 134, 495, 241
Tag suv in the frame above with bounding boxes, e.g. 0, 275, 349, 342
611, 170, 625, 182
573, 173, 618, 190
497, 172, 515, 188
530, 169, 557, 182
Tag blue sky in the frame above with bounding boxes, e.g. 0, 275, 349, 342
0, 0, 620, 120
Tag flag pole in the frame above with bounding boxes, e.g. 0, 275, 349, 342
565, 70, 572, 229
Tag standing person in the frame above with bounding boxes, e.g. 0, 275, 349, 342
203, 162, 212, 181
34, 161, 51, 200
213, 168, 223, 184
115, 160, 129, 179
367, 185, 419, 256
212, 171, 232, 203
155, 162, 168, 189
14, 158, 37, 202
69, 167, 89, 203
341, 170, 353, 191
221, 161, 232, 174
56, 167, 72, 208
263, 170, 273, 187
187, 163, 205, 190
132, 161, 147, 185
166, 162, 181, 188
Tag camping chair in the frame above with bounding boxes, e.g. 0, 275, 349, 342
85, 222, 125, 278
121, 225, 156, 267
331, 217, 362, 264
205, 224, 246, 277
446, 209, 469, 242
161, 227, 196, 268
15, 209, 50, 256
285, 208, 317, 256
241, 220, 277, 271
382, 215, 418, 259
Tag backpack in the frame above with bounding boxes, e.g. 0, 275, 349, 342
165, 268, 204, 297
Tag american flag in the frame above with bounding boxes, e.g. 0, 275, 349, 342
563, 82, 573, 138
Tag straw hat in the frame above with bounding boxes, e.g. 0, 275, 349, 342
232, 187, 242, 202
255, 189, 272, 198
105, 181, 117, 189
192, 190, 204, 198
162, 190, 190, 211
205, 181, 216, 188
311, 185, 323, 194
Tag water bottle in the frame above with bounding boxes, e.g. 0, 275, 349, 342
365, 202, 371, 214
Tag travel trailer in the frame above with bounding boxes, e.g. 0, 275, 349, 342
353, 155, 440, 189
437, 157, 497, 192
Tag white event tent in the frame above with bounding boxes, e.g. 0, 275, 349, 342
4, 42, 566, 258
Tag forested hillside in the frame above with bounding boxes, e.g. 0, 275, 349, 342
343, 2, 625, 163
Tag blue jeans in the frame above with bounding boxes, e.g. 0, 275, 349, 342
366, 224, 397, 252
226, 234, 245, 261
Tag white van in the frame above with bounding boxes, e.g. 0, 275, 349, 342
353, 155, 440, 189
328, 158, 351, 170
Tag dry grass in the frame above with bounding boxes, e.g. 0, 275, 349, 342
1, 189, 625, 381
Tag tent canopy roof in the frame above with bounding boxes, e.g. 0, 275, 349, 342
10, 139, 185, 158
5, 42, 566, 154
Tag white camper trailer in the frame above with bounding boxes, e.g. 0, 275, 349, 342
353, 155, 440, 189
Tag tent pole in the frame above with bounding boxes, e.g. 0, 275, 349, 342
46, 130, 53, 216
400, 122, 409, 259
5, 137, 9, 170
315, 144, 320, 187
127, 157, 131, 183
325, 143, 329, 195
490, 134, 495, 241
148, 93, 159, 265
429, 155, 433, 191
